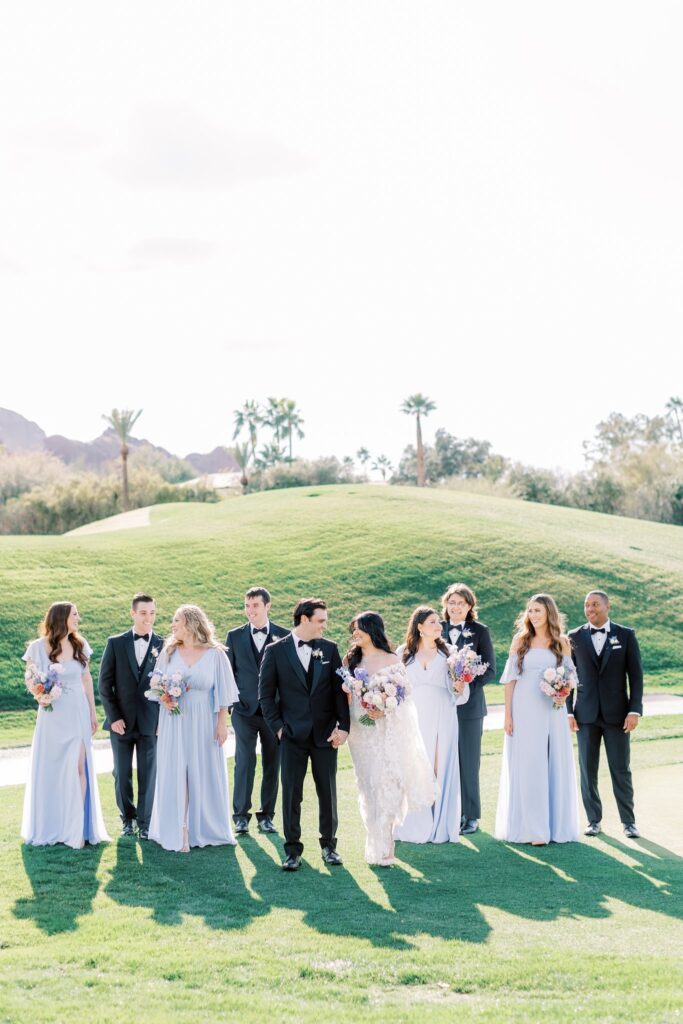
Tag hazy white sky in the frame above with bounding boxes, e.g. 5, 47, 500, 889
1, 2, 682, 471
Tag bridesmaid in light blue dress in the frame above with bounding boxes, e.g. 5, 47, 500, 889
21, 603, 109, 848
149, 605, 239, 853
394, 607, 470, 844
495, 593, 580, 845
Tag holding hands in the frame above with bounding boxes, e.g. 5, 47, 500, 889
327, 726, 349, 748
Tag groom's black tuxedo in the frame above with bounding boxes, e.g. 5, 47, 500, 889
441, 619, 496, 822
259, 633, 349, 857
226, 621, 289, 824
569, 621, 643, 825
99, 629, 163, 830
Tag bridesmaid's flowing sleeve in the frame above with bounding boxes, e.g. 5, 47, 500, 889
563, 654, 578, 685
454, 681, 470, 706
500, 655, 519, 685
22, 639, 43, 665
81, 639, 93, 674
213, 649, 239, 711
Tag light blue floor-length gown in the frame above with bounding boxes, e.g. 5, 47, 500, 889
394, 647, 469, 844
149, 646, 239, 852
495, 649, 580, 844
21, 639, 109, 848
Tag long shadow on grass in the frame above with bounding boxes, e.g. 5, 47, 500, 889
104, 837, 269, 931
241, 837, 414, 949
14, 841, 105, 934
380, 831, 683, 943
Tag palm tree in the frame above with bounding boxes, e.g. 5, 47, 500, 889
356, 447, 370, 466
666, 396, 683, 445
230, 442, 251, 494
256, 441, 286, 469
372, 454, 393, 482
232, 400, 262, 460
102, 408, 142, 511
401, 393, 436, 487
280, 399, 305, 460
264, 397, 287, 446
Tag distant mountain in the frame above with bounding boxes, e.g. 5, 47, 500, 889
0, 407, 238, 473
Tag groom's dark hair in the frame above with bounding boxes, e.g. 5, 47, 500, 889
132, 592, 155, 609
245, 587, 271, 605
293, 598, 327, 625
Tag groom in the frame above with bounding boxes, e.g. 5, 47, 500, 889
568, 589, 644, 839
259, 598, 350, 871
99, 593, 163, 840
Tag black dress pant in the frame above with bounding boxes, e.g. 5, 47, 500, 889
458, 716, 484, 821
110, 732, 157, 828
577, 718, 635, 824
231, 709, 280, 822
280, 734, 338, 858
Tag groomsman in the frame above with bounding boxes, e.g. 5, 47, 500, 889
99, 593, 163, 839
226, 587, 289, 835
440, 583, 496, 835
568, 590, 644, 839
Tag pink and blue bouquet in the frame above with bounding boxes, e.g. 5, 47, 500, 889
446, 645, 488, 695
145, 669, 189, 715
539, 665, 577, 710
25, 661, 65, 712
337, 663, 410, 727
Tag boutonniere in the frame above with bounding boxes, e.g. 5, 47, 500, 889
462, 628, 473, 639
151, 647, 159, 658
312, 649, 323, 660
609, 636, 619, 646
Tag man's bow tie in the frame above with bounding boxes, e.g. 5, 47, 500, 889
298, 639, 313, 648
590, 627, 606, 636
133, 633, 150, 642
252, 626, 268, 635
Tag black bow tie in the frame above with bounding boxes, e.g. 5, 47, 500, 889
590, 627, 606, 636
252, 626, 268, 635
133, 633, 150, 642
298, 639, 313, 648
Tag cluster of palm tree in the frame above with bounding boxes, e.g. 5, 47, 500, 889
102, 408, 142, 511
232, 398, 305, 490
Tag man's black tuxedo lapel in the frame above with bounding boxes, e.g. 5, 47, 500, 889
138, 633, 161, 684
125, 631, 140, 680
283, 634, 309, 689
310, 644, 324, 693
599, 627, 616, 675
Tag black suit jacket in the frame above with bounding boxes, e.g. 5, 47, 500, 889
440, 620, 496, 720
98, 629, 163, 735
568, 622, 644, 726
226, 621, 289, 716
258, 633, 350, 747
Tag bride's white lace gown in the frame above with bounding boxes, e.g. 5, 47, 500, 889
347, 663, 436, 865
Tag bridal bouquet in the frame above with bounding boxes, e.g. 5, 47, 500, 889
145, 669, 189, 715
539, 665, 577, 709
446, 645, 488, 695
337, 663, 410, 727
24, 661, 65, 712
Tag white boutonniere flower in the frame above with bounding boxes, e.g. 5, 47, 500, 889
462, 628, 473, 639
609, 636, 619, 646
151, 647, 159, 658
312, 649, 323, 660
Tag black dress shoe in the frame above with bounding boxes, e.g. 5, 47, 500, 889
321, 846, 343, 866
138, 827, 149, 841
282, 855, 301, 871
234, 817, 250, 835
258, 817, 278, 834
121, 820, 136, 838
584, 821, 601, 837
623, 823, 641, 839
460, 819, 479, 835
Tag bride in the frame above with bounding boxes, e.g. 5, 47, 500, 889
344, 611, 436, 866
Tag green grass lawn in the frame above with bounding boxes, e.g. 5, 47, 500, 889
1, 486, 682, 741
0, 715, 681, 1023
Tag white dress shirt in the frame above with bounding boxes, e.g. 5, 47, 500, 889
590, 618, 611, 656
291, 630, 312, 671
133, 632, 151, 667
449, 621, 466, 644
250, 620, 271, 653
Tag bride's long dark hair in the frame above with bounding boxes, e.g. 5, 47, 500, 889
346, 611, 393, 673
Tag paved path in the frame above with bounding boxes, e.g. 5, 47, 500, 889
1, 694, 681, 789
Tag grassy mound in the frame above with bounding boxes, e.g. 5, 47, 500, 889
2, 485, 681, 718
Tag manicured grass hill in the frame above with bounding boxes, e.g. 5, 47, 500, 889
1, 485, 682, 717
